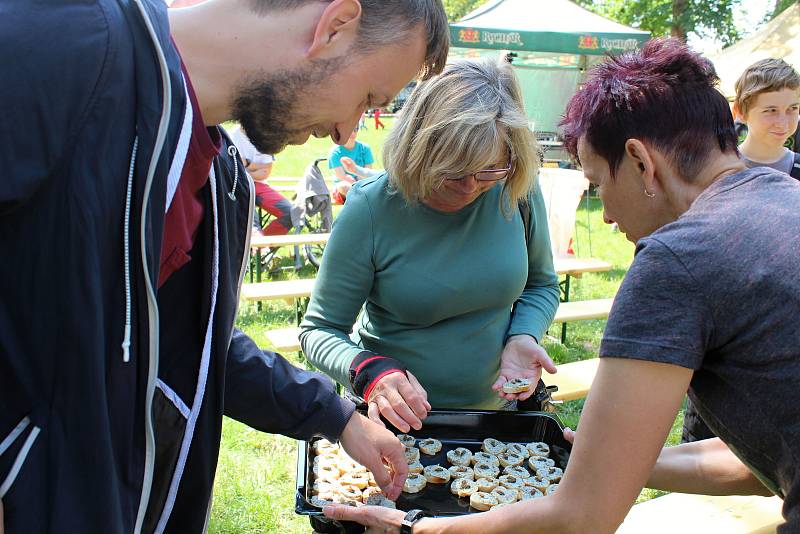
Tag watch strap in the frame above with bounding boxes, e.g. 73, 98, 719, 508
400, 509, 431, 534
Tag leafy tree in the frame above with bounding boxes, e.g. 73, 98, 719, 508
442, 0, 491, 21
575, 0, 741, 46
766, 0, 797, 21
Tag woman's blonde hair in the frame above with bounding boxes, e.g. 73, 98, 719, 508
383, 57, 539, 215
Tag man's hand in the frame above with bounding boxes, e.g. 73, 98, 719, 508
492, 335, 556, 401
324, 503, 407, 533
367, 371, 431, 433
338, 412, 408, 500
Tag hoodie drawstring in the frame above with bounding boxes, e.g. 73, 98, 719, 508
122, 136, 139, 363
227, 145, 239, 200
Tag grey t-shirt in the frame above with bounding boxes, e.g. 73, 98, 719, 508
600, 168, 800, 531
741, 147, 795, 175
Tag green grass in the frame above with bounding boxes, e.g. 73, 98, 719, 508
222, 118, 397, 179
208, 126, 687, 532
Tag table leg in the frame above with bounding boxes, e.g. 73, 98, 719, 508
561, 275, 571, 344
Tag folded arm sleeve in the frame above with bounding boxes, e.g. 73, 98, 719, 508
600, 238, 711, 369
224, 329, 355, 442
507, 185, 561, 341
300, 185, 377, 388
0, 2, 110, 214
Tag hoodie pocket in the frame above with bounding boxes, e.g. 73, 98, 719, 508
142, 381, 189, 533
0, 416, 42, 499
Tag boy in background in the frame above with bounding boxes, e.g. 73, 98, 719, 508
734, 58, 800, 179
328, 127, 374, 202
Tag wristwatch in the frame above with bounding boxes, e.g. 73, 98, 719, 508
400, 509, 432, 534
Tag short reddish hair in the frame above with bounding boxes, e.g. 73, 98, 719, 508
561, 38, 738, 182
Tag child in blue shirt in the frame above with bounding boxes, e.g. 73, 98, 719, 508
328, 128, 374, 202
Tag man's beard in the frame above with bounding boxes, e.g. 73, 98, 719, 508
231, 57, 343, 155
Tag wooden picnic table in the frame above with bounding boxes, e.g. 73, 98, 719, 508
554, 257, 612, 277
249, 233, 332, 282
553, 257, 612, 342
251, 233, 331, 249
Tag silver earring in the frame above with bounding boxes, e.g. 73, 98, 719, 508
644, 188, 655, 198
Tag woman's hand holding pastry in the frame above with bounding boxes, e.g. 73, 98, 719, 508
493, 335, 556, 401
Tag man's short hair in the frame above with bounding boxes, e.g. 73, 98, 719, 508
383, 57, 539, 213
734, 58, 800, 116
561, 38, 738, 182
250, 0, 449, 80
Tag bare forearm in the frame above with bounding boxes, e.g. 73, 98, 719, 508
647, 438, 772, 496
416, 497, 578, 534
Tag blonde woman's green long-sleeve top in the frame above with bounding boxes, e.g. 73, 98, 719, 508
300, 174, 560, 409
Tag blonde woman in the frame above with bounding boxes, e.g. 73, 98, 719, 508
300, 58, 560, 433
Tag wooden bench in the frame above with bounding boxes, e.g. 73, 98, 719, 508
546, 358, 600, 402
554, 257, 612, 277
618, 493, 784, 533
261, 299, 614, 355
249, 233, 331, 281
241, 278, 316, 323
241, 278, 316, 302
553, 257, 613, 343
251, 233, 330, 249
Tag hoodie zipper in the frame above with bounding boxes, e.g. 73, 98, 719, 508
128, 1, 173, 533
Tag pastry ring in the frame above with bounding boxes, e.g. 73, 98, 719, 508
527, 441, 550, 457
474, 462, 500, 479
491, 486, 518, 504
498, 474, 525, 493
397, 434, 416, 448
537, 466, 563, 483
449, 465, 474, 480
402, 473, 427, 493
418, 438, 443, 455
450, 477, 478, 497
498, 451, 524, 468
502, 378, 532, 393
404, 447, 421, 464
528, 456, 555, 472
423, 464, 451, 484
475, 477, 498, 492
472, 451, 499, 467
482, 438, 507, 455
506, 443, 530, 459
503, 465, 530, 479
521, 486, 544, 500
446, 447, 473, 467
469, 491, 498, 511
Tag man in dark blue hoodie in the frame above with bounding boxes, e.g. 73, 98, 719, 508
0, 1, 449, 532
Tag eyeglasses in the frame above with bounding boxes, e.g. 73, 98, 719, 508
443, 150, 515, 182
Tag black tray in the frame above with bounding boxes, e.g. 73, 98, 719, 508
295, 409, 571, 531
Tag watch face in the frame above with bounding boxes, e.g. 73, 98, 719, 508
401, 509, 429, 533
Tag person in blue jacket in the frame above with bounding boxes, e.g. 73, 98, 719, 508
0, 1, 449, 532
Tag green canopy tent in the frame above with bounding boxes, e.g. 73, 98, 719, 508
450, 0, 650, 257
450, 0, 650, 142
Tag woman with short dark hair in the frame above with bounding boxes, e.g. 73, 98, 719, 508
326, 38, 800, 533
